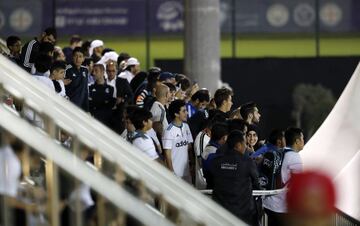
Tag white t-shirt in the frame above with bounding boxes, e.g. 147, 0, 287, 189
146, 128, 160, 146
263, 149, 303, 213
118, 70, 135, 83
150, 101, 168, 132
162, 123, 193, 177
132, 131, 159, 160
0, 145, 21, 197
56, 80, 67, 98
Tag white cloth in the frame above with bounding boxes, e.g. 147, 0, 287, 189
150, 101, 168, 132
33, 75, 55, 92
68, 183, 95, 211
132, 132, 159, 160
263, 150, 303, 213
118, 70, 135, 83
89, 40, 103, 56
0, 145, 21, 197
162, 123, 193, 177
194, 131, 210, 189
57, 80, 67, 98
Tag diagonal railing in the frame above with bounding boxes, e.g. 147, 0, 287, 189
0, 103, 173, 226
0, 54, 245, 225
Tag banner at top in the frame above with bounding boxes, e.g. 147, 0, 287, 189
0, 0, 358, 37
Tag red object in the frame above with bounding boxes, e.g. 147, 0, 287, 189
287, 171, 336, 216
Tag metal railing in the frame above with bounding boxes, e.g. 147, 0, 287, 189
0, 103, 173, 226
0, 54, 245, 225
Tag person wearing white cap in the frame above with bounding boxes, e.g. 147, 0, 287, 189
89, 39, 104, 63
118, 57, 140, 83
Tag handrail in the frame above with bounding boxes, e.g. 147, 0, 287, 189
199, 189, 287, 196
0, 55, 245, 225
0, 103, 173, 226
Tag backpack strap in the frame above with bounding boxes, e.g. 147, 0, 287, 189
199, 132, 206, 157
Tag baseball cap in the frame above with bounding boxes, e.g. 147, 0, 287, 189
159, 72, 175, 81
126, 57, 140, 66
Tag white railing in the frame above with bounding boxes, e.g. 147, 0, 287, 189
0, 103, 173, 226
0, 54, 245, 225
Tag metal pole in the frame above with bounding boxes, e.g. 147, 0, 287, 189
184, 0, 221, 93
231, 0, 236, 58
145, 0, 151, 69
315, 0, 320, 57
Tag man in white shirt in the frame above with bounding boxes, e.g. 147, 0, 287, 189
118, 57, 140, 83
162, 100, 193, 183
105, 61, 118, 98
150, 83, 170, 138
263, 127, 304, 226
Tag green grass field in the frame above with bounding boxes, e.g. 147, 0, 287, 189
58, 36, 360, 69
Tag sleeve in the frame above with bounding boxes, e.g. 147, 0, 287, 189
150, 103, 161, 122
249, 159, 261, 190
162, 129, 174, 150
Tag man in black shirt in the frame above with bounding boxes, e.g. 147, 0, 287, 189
89, 64, 115, 126
20, 27, 57, 73
210, 130, 260, 226
65, 47, 89, 112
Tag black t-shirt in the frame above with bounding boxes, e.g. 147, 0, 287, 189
65, 64, 89, 111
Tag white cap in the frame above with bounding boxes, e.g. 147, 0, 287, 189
98, 51, 119, 65
126, 57, 140, 66
89, 40, 104, 56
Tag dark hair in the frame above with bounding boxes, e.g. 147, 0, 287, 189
147, 69, 160, 90
70, 35, 82, 45
93, 63, 105, 71
73, 47, 84, 56
125, 105, 139, 119
247, 124, 259, 135
50, 60, 66, 73
240, 102, 257, 120
43, 27, 57, 40
130, 108, 153, 130
6, 36, 20, 47
228, 119, 248, 133
35, 54, 52, 73
163, 82, 176, 92
285, 127, 303, 146
81, 40, 91, 56
175, 73, 186, 83
214, 88, 233, 108
83, 57, 94, 66
101, 48, 114, 56
178, 77, 191, 91
227, 130, 246, 150
117, 52, 131, 67
191, 89, 210, 103
39, 42, 54, 54
268, 129, 285, 145
168, 99, 186, 120
211, 123, 229, 142
148, 67, 161, 75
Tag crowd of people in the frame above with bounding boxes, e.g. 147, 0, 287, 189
1, 27, 336, 226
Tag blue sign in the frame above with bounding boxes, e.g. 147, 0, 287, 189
0, 0, 42, 37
